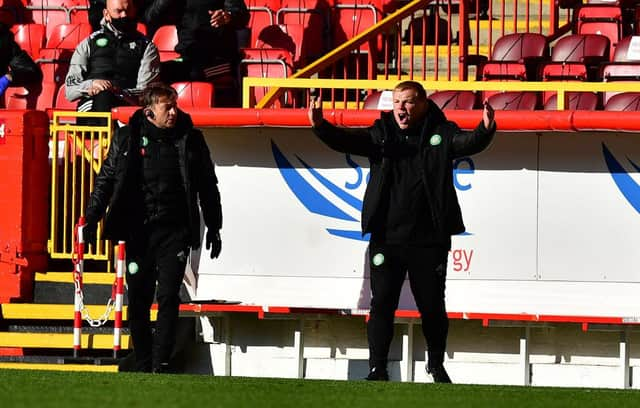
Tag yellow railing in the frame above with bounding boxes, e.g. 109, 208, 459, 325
253, 0, 573, 108
244, 78, 640, 111
48, 112, 113, 265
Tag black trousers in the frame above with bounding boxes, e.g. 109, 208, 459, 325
77, 91, 129, 126
126, 221, 189, 372
367, 243, 449, 371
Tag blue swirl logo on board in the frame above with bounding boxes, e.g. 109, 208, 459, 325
602, 143, 640, 214
271, 141, 369, 241
272, 140, 477, 241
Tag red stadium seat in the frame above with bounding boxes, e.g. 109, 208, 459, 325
331, 3, 380, 51
481, 33, 549, 81
277, 0, 327, 59
240, 48, 294, 107
28, 0, 67, 6
247, 0, 277, 48
601, 62, 640, 104
330, 5, 380, 80
487, 92, 538, 111
362, 90, 392, 109
68, 5, 89, 25
171, 81, 215, 108
429, 90, 479, 110
543, 34, 610, 79
480, 33, 549, 100
255, 24, 309, 67
11, 23, 46, 60
575, 5, 626, 57
540, 34, 609, 104
543, 92, 600, 110
36, 48, 73, 86
24, 6, 70, 39
242, 47, 294, 72
152, 24, 180, 62
603, 91, 640, 110
45, 22, 92, 49
612, 35, 640, 61
3, 83, 57, 111
54, 83, 77, 110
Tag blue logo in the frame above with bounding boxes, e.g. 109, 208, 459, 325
602, 143, 640, 214
272, 141, 475, 240
272, 141, 368, 241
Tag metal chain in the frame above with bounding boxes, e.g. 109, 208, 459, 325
72, 233, 116, 328
73, 273, 116, 327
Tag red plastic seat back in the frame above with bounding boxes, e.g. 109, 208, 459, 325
429, 90, 479, 110
612, 35, 640, 62
487, 92, 538, 111
3, 83, 57, 111
152, 24, 178, 51
46, 22, 92, 49
11, 23, 46, 59
331, 4, 380, 52
543, 92, 599, 110
25, 7, 70, 39
37, 48, 73, 85
551, 34, 610, 63
171, 81, 215, 108
54, 83, 78, 110
152, 24, 179, 61
604, 92, 640, 111
491, 33, 548, 62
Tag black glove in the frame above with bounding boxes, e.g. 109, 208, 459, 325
205, 229, 221, 259
82, 221, 97, 249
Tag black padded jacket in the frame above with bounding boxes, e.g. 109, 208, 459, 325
312, 100, 495, 242
85, 108, 222, 248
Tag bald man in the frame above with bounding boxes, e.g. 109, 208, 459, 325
66, 0, 160, 122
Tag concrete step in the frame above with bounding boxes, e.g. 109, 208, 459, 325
0, 362, 118, 372
0, 332, 132, 349
1, 303, 148, 321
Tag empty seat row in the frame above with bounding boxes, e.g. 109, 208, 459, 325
2, 81, 215, 110
476, 32, 640, 106
1, 2, 89, 38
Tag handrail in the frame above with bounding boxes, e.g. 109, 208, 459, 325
255, 0, 436, 108
246, 77, 640, 110
255, 0, 575, 109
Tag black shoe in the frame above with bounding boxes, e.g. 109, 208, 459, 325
428, 366, 452, 383
365, 367, 389, 381
152, 362, 173, 374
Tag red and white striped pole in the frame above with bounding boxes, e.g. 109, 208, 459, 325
73, 217, 86, 358
113, 241, 126, 358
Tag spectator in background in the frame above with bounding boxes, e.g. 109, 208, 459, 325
161, 0, 250, 107
66, 0, 160, 121
89, 0, 178, 38
308, 81, 496, 383
83, 83, 223, 373
0, 22, 42, 99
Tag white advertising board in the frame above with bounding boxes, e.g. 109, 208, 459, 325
190, 128, 640, 317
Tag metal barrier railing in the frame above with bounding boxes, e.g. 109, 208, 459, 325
48, 111, 113, 267
244, 77, 640, 111
253, 0, 574, 108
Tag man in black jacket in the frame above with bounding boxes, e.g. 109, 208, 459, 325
0, 22, 42, 98
84, 83, 223, 373
160, 0, 250, 107
308, 81, 496, 383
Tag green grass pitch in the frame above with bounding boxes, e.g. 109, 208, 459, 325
1, 369, 640, 408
